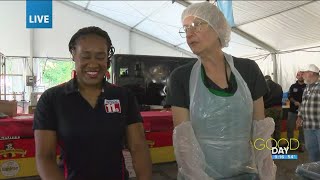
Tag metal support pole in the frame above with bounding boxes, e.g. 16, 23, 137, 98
30, 29, 34, 92
0, 54, 2, 100
271, 53, 278, 83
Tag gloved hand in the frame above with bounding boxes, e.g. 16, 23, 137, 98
252, 117, 277, 180
173, 121, 213, 180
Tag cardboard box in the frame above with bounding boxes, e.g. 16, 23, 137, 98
28, 106, 36, 114
145, 131, 175, 164
0, 101, 17, 117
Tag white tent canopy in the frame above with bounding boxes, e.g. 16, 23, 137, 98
0, 0, 319, 91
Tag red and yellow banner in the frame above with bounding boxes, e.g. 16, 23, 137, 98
145, 131, 175, 164
0, 138, 37, 179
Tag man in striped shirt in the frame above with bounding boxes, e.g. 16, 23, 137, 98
297, 64, 320, 162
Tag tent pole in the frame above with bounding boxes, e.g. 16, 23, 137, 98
29, 29, 34, 92
271, 53, 278, 83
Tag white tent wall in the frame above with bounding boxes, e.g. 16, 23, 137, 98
0, 1, 190, 58
251, 50, 320, 93
277, 49, 320, 92
0, 1, 30, 56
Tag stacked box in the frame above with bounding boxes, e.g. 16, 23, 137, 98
141, 111, 175, 164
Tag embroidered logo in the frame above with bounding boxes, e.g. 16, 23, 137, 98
104, 99, 121, 113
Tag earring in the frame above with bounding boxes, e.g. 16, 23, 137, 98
72, 70, 77, 78
105, 71, 111, 80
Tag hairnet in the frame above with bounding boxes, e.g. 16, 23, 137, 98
181, 2, 231, 47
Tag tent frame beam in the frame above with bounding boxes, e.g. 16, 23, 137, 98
231, 27, 277, 53
60, 1, 194, 57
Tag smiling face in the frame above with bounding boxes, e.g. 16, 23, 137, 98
182, 16, 221, 56
296, 71, 304, 83
72, 34, 108, 87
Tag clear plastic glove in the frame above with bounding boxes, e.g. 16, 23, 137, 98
252, 117, 277, 180
173, 121, 213, 180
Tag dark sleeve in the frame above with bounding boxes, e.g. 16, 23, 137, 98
33, 90, 57, 130
288, 85, 293, 99
234, 57, 267, 101
247, 60, 268, 101
126, 89, 143, 125
165, 67, 189, 109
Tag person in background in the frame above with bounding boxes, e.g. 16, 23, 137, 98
263, 75, 283, 144
287, 71, 306, 152
33, 26, 152, 180
166, 2, 276, 179
297, 64, 320, 162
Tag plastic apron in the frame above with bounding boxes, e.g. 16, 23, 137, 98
189, 53, 258, 179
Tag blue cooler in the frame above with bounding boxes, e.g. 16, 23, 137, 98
296, 162, 320, 180
282, 92, 289, 106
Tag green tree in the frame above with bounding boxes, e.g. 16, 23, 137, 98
41, 60, 74, 87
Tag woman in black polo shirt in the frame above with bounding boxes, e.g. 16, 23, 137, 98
33, 26, 152, 180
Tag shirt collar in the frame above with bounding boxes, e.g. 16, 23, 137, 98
64, 78, 108, 95
295, 81, 305, 86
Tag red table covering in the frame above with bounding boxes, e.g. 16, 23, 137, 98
0, 111, 174, 138
140, 111, 173, 132
0, 115, 34, 138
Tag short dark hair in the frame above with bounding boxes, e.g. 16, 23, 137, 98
68, 26, 115, 68
264, 75, 272, 80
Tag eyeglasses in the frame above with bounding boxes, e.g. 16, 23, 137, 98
179, 21, 208, 38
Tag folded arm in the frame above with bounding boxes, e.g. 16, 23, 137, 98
252, 97, 276, 180
126, 123, 152, 180
34, 130, 64, 180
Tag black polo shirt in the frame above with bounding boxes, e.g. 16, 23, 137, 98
288, 81, 306, 113
263, 80, 283, 109
33, 78, 142, 180
166, 56, 268, 108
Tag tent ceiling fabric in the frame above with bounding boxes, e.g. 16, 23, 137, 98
237, 1, 320, 51
70, 0, 191, 51
232, 1, 311, 26
69, 0, 319, 57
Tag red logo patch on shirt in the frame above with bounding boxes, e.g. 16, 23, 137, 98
104, 99, 121, 113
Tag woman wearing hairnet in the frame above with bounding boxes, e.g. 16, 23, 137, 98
166, 2, 276, 180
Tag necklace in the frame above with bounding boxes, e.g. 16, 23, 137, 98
224, 58, 231, 90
